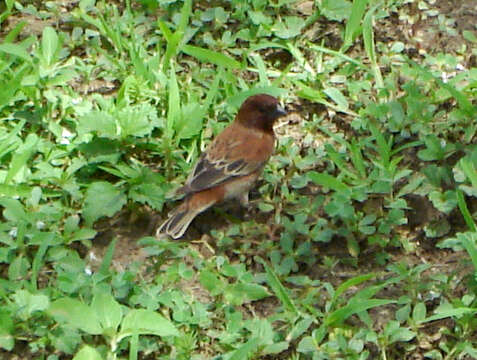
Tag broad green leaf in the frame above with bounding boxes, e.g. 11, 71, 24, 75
428, 190, 457, 214
130, 183, 166, 210
8, 256, 30, 281
307, 171, 350, 193
0, 43, 31, 61
174, 102, 204, 140
297, 336, 316, 353
0, 67, 29, 111
385, 321, 416, 343
287, 317, 314, 341
47, 68, 78, 86
120, 309, 179, 338
396, 304, 411, 323
272, 16, 305, 39
12, 290, 49, 321
41, 26, 58, 66
91, 291, 122, 333
199, 269, 226, 296
69, 228, 97, 242
49, 298, 102, 335
77, 111, 117, 138
417, 135, 447, 161
0, 197, 27, 222
263, 341, 290, 355
117, 104, 159, 138
463, 30, 477, 43
82, 182, 127, 226
229, 338, 259, 360
323, 87, 349, 110
412, 302, 427, 324
73, 345, 103, 360
0, 119, 24, 159
320, 0, 352, 21
0, 308, 14, 351
225, 283, 270, 305
5, 133, 38, 184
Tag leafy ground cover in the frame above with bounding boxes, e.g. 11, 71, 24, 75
0, 0, 476, 359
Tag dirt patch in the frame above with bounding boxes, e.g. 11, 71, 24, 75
87, 207, 158, 272
377, 0, 477, 66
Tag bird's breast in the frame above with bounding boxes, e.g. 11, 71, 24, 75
223, 170, 262, 200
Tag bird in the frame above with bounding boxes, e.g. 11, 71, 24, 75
157, 94, 287, 239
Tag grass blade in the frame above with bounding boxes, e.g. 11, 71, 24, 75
332, 273, 375, 304
309, 43, 366, 68
459, 232, 477, 272
325, 299, 396, 326
456, 190, 477, 232
258, 258, 299, 316
182, 45, 241, 70
407, 59, 476, 116
422, 307, 476, 323
362, 3, 384, 88
342, 0, 369, 52
167, 62, 181, 140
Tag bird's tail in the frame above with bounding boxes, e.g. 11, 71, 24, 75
156, 205, 201, 239
157, 191, 217, 239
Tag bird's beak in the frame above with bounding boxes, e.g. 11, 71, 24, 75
274, 104, 287, 117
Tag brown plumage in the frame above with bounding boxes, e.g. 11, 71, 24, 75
157, 94, 287, 239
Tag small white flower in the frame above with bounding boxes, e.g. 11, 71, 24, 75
36, 221, 45, 230
9, 227, 17, 238
456, 63, 465, 71
89, 251, 98, 261
85, 266, 92, 275
60, 128, 74, 145
441, 72, 448, 83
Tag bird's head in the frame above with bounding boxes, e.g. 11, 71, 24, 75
236, 94, 287, 132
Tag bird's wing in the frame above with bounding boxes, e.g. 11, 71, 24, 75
180, 124, 273, 194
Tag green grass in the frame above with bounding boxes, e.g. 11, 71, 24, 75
0, 0, 477, 359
